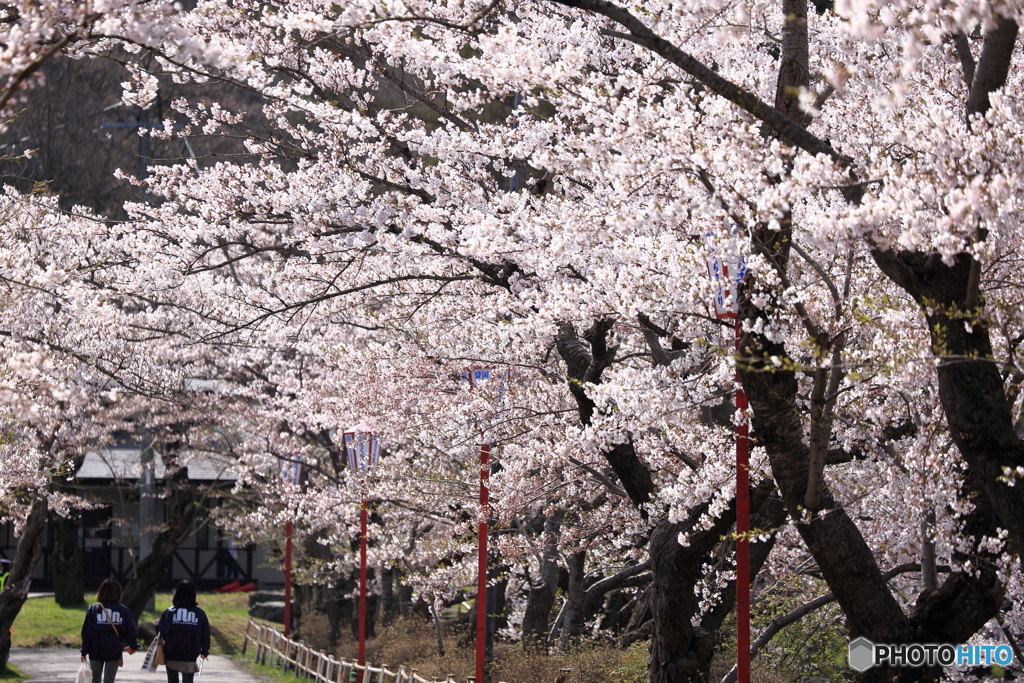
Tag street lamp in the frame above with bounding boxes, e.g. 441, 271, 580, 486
463, 367, 506, 683
343, 422, 382, 667
278, 457, 302, 638
705, 228, 749, 683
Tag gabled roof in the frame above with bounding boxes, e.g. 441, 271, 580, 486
76, 446, 238, 482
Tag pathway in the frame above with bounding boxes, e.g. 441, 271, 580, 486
9, 647, 261, 683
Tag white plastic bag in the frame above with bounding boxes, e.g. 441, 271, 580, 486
75, 661, 91, 683
141, 637, 160, 672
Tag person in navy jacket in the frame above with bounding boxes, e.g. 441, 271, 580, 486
156, 580, 210, 683
80, 579, 140, 683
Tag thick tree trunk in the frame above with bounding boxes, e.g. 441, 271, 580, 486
122, 501, 196, 620
380, 567, 399, 626
486, 564, 508, 656
400, 583, 414, 617
742, 357, 912, 644
0, 499, 48, 669
558, 549, 586, 650
334, 590, 356, 642
700, 494, 788, 635
349, 568, 377, 640
557, 319, 777, 681
740, 210, 1004, 683
521, 510, 564, 652
648, 480, 781, 683
648, 517, 725, 683
51, 511, 84, 607
872, 250, 1024, 566
325, 579, 355, 653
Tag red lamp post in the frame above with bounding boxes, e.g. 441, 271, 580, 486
284, 520, 293, 637
732, 320, 750, 683
706, 233, 749, 683
278, 458, 302, 638
475, 442, 490, 683
343, 422, 382, 668
464, 367, 505, 683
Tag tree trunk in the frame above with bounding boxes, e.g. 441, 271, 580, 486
398, 583, 414, 619
349, 568, 377, 640
325, 580, 354, 653
558, 549, 586, 650
648, 517, 719, 683
336, 590, 356, 641
431, 595, 445, 656
521, 510, 564, 652
487, 563, 508, 651
700, 494, 788, 634
51, 511, 84, 607
380, 566, 399, 626
556, 320, 774, 681
0, 499, 48, 669
647, 480, 778, 683
122, 500, 196, 620
872, 249, 1024, 565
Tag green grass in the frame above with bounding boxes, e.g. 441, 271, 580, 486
239, 659, 313, 683
0, 664, 27, 681
12, 592, 258, 656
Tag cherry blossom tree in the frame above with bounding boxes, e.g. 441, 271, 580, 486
5, 1, 1024, 682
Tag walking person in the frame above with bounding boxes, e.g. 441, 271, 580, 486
80, 579, 139, 683
156, 580, 210, 683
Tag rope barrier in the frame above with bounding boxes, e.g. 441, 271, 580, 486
241, 619, 505, 683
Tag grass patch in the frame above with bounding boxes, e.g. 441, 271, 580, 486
9, 596, 158, 649
188, 592, 256, 656
0, 664, 27, 681
12, 592, 259, 656
236, 658, 309, 683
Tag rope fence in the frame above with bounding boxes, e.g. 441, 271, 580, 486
241, 619, 508, 683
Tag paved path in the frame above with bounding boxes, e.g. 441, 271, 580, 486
10, 648, 260, 683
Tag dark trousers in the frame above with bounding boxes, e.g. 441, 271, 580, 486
90, 659, 119, 683
166, 670, 195, 683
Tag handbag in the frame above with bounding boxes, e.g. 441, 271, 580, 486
99, 604, 125, 667
75, 661, 91, 683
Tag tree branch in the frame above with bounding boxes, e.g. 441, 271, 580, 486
0, 33, 77, 113
553, 0, 854, 177
567, 456, 627, 497
719, 563, 951, 683
966, 17, 1018, 120
951, 32, 976, 89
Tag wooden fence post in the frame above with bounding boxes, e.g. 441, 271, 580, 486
247, 622, 480, 683
241, 620, 252, 656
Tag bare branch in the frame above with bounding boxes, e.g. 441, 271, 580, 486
567, 456, 628, 498
719, 562, 951, 683
790, 241, 841, 317
0, 33, 77, 113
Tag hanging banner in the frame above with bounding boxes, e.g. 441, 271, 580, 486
278, 457, 302, 486
460, 367, 509, 403
703, 227, 746, 318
